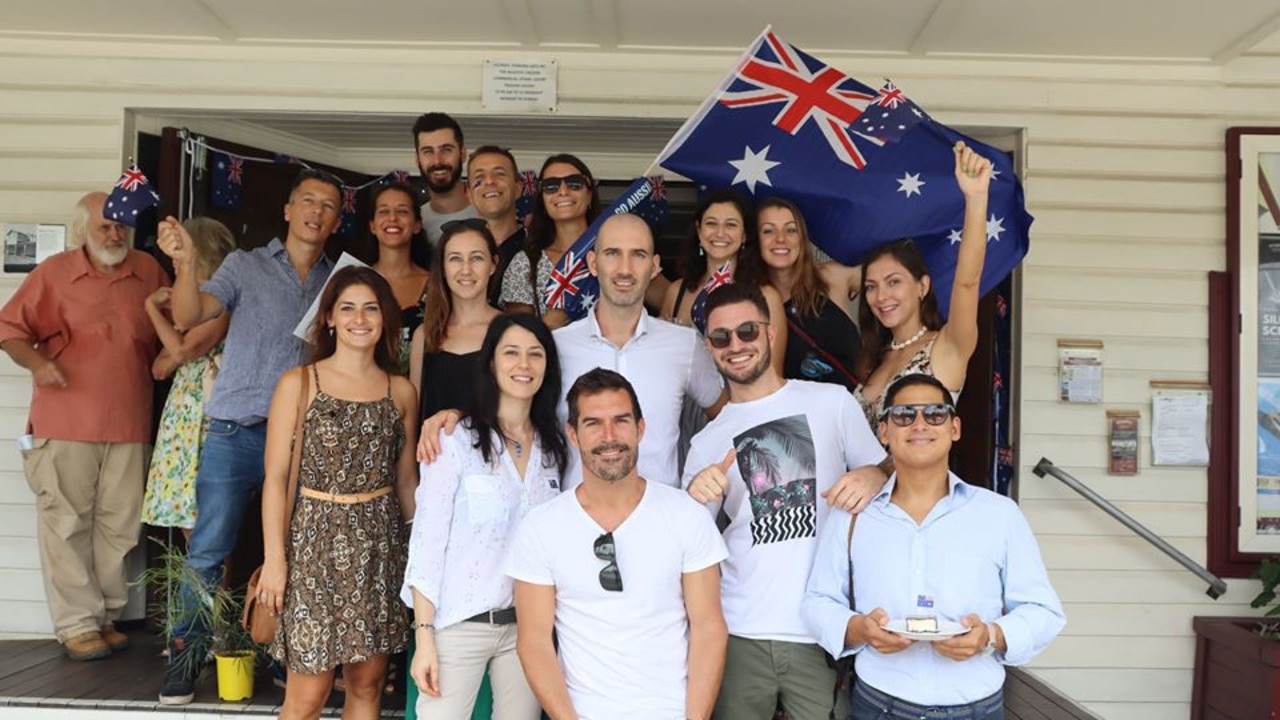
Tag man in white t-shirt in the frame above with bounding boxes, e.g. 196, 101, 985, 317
682, 282, 887, 720
508, 368, 728, 720
412, 112, 479, 247
554, 214, 723, 488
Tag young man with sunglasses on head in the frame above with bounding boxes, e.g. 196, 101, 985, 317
802, 373, 1064, 720
507, 368, 728, 720
682, 282, 887, 720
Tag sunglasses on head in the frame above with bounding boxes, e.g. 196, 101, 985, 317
440, 218, 490, 235
880, 403, 955, 427
540, 174, 589, 195
594, 532, 623, 592
706, 321, 768, 349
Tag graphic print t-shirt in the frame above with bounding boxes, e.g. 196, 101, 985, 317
682, 380, 885, 642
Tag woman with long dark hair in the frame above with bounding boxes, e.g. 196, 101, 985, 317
403, 313, 567, 719
738, 196, 863, 393
410, 219, 502, 422
498, 153, 601, 328
853, 141, 993, 424
369, 183, 430, 374
258, 266, 420, 719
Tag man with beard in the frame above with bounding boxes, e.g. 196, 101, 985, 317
413, 112, 479, 247
155, 168, 342, 704
467, 145, 525, 306
0, 191, 167, 661
508, 368, 728, 720
417, 214, 723, 486
682, 282, 886, 720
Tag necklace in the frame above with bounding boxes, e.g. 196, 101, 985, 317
888, 326, 928, 351
502, 427, 531, 458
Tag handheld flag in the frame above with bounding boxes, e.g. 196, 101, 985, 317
655, 27, 1032, 318
105, 163, 160, 227
690, 261, 734, 335
540, 176, 669, 321
210, 152, 243, 210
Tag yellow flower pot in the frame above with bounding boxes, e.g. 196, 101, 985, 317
215, 650, 256, 702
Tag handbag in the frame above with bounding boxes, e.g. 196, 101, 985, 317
242, 366, 310, 645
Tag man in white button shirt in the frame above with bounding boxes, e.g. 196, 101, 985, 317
554, 213, 723, 487
802, 373, 1064, 720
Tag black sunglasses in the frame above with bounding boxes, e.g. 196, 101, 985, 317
440, 218, 490, 235
881, 403, 955, 427
540, 174, 589, 195
706, 321, 768, 349
594, 532, 623, 592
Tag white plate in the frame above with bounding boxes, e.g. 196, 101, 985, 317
883, 619, 968, 641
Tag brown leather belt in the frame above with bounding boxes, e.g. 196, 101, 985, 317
299, 486, 393, 504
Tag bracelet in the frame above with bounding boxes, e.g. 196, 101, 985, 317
415, 622, 435, 631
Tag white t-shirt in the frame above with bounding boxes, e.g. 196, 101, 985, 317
401, 422, 561, 629
420, 202, 480, 248
554, 310, 722, 488
506, 481, 728, 720
681, 380, 885, 643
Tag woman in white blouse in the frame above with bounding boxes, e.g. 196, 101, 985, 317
402, 312, 568, 719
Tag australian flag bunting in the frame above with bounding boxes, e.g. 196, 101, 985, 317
339, 186, 359, 235
541, 175, 669, 321
210, 152, 243, 210
655, 27, 1032, 318
515, 170, 539, 226
105, 163, 160, 227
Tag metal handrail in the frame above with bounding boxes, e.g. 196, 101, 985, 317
1032, 458, 1227, 600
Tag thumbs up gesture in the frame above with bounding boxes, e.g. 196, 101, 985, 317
688, 448, 736, 505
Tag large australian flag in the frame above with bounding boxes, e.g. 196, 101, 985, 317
656, 27, 1032, 318
541, 176, 668, 321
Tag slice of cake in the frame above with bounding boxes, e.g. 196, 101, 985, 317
905, 615, 938, 633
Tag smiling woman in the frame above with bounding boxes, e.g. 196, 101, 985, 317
369, 183, 430, 374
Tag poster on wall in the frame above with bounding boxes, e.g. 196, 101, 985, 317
1258, 377, 1280, 534
1107, 410, 1139, 475
3, 223, 65, 273
1058, 340, 1103, 403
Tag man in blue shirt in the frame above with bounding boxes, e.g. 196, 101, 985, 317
802, 373, 1064, 720
154, 168, 342, 705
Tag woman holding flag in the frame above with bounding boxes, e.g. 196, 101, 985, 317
853, 140, 993, 424
498, 154, 600, 328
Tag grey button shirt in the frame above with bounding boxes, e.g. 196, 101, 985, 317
201, 238, 333, 425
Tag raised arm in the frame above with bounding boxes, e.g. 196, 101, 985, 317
682, 564, 727, 720
514, 581, 580, 720
933, 143, 991, 386
156, 217, 226, 329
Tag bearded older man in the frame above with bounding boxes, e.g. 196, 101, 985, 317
0, 191, 168, 661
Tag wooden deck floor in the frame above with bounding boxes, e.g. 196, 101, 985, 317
0, 629, 1095, 718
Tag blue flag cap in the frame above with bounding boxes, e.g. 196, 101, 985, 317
105, 163, 160, 227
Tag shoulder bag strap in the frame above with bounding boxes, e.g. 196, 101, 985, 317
786, 315, 862, 387
284, 365, 310, 522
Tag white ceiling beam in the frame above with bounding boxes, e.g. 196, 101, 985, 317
589, 0, 618, 50
189, 0, 240, 42
908, 0, 968, 56
500, 0, 541, 46
1211, 9, 1280, 65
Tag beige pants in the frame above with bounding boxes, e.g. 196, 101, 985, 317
415, 621, 539, 720
22, 439, 147, 643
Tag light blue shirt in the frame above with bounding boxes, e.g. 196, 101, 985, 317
801, 472, 1065, 706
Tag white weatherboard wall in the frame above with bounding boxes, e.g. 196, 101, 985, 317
1, 36, 1277, 720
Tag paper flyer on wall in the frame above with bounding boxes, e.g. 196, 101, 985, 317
292, 253, 369, 341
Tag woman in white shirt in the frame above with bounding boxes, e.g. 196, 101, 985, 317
402, 312, 568, 719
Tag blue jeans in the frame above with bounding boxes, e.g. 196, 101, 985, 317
171, 419, 268, 645
850, 681, 1003, 720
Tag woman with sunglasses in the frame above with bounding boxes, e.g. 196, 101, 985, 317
370, 183, 430, 374
737, 196, 863, 395
498, 154, 601, 329
853, 141, 993, 425
403, 313, 568, 719
410, 219, 502, 424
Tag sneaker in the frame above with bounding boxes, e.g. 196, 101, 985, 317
100, 624, 129, 652
63, 631, 110, 661
158, 640, 200, 706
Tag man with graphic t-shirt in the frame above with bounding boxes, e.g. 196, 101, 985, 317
683, 282, 887, 720
508, 369, 728, 720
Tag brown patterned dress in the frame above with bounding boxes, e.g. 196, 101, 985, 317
270, 367, 410, 674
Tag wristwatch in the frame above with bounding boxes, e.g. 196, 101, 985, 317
981, 623, 999, 657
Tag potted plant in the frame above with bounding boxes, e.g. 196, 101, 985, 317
1190, 558, 1280, 719
137, 539, 259, 702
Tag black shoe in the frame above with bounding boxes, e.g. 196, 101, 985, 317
158, 640, 200, 706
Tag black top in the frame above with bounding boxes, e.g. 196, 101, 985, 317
490, 226, 528, 308
419, 350, 481, 421
396, 303, 425, 376
782, 298, 861, 393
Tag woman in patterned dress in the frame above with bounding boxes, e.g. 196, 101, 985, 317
257, 266, 420, 720
403, 313, 567, 719
141, 217, 234, 535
